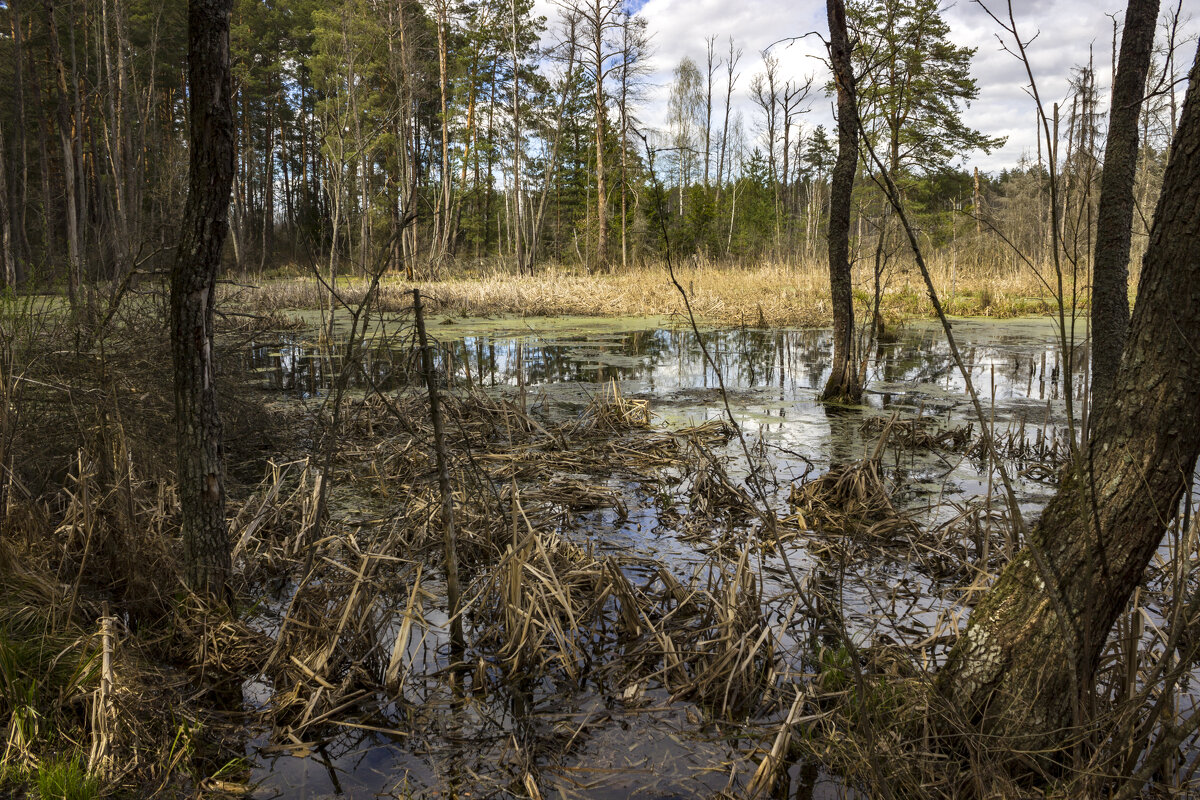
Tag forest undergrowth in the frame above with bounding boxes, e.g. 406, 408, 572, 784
0, 281, 1193, 800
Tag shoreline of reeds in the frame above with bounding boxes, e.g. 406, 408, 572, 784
231, 258, 1077, 328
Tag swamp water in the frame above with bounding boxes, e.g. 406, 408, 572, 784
239, 315, 1091, 799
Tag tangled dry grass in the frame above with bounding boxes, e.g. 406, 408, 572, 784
232, 256, 1061, 329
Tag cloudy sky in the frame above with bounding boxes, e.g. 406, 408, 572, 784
532, 0, 1198, 173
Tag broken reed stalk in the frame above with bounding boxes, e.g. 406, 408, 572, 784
413, 288, 464, 656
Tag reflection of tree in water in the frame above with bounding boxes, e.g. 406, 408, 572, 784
796, 403, 866, 658
247, 324, 1088, 429
872, 327, 1086, 408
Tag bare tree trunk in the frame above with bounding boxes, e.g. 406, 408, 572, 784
593, 26, 608, 270
619, 24, 629, 271
527, 13, 577, 272
510, 0, 524, 275
1091, 0, 1159, 411
821, 0, 861, 404
42, 0, 82, 309
0, 118, 13, 288
436, 0, 453, 263
715, 39, 740, 205
9, 3, 30, 274
938, 47, 1200, 750
170, 0, 236, 598
703, 35, 717, 189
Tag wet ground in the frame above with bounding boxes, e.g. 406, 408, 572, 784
239, 314, 1093, 799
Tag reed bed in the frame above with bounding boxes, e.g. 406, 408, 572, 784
232, 257, 1060, 329
787, 417, 920, 543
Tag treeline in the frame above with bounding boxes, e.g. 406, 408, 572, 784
0, 0, 1187, 289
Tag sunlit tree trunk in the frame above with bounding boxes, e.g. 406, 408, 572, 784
0, 112, 14, 288
510, 0, 524, 274
528, 12, 578, 272
592, 9, 608, 270
435, 0, 453, 264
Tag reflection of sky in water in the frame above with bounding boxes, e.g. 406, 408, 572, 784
247, 316, 1084, 410
245, 316, 1140, 800
246, 316, 1085, 494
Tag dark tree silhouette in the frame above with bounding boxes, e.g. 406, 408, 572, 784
170, 0, 236, 597
822, 0, 862, 404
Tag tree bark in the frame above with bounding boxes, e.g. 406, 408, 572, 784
528, 13, 577, 273
1090, 0, 1159, 411
938, 48, 1200, 749
715, 39, 739, 205
510, 0, 524, 275
0, 114, 14, 287
703, 35, 716, 189
170, 0, 236, 598
436, 0, 452, 263
821, 0, 862, 404
592, 9, 609, 270
9, 3, 30, 275
42, 0, 82, 309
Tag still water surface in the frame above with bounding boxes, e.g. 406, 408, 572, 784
244, 315, 1091, 799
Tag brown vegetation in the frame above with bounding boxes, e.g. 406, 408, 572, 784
234, 257, 1065, 329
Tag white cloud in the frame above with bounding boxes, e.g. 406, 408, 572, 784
533, 0, 1199, 173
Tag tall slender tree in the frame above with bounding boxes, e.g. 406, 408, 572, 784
822, 0, 861, 404
170, 0, 237, 597
703, 35, 718, 188
1091, 0, 1160, 410
715, 37, 742, 204
572, 0, 624, 270
668, 57, 703, 216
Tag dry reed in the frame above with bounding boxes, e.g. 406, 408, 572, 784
231, 257, 1060, 329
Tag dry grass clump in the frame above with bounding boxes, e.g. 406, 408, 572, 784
475, 516, 638, 683
232, 256, 1060, 329
666, 548, 779, 718
582, 380, 650, 431
860, 414, 973, 451
681, 439, 759, 522
787, 423, 919, 541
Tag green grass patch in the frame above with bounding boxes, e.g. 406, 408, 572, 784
35, 755, 98, 800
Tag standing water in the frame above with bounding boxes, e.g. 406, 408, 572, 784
241, 315, 1106, 799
